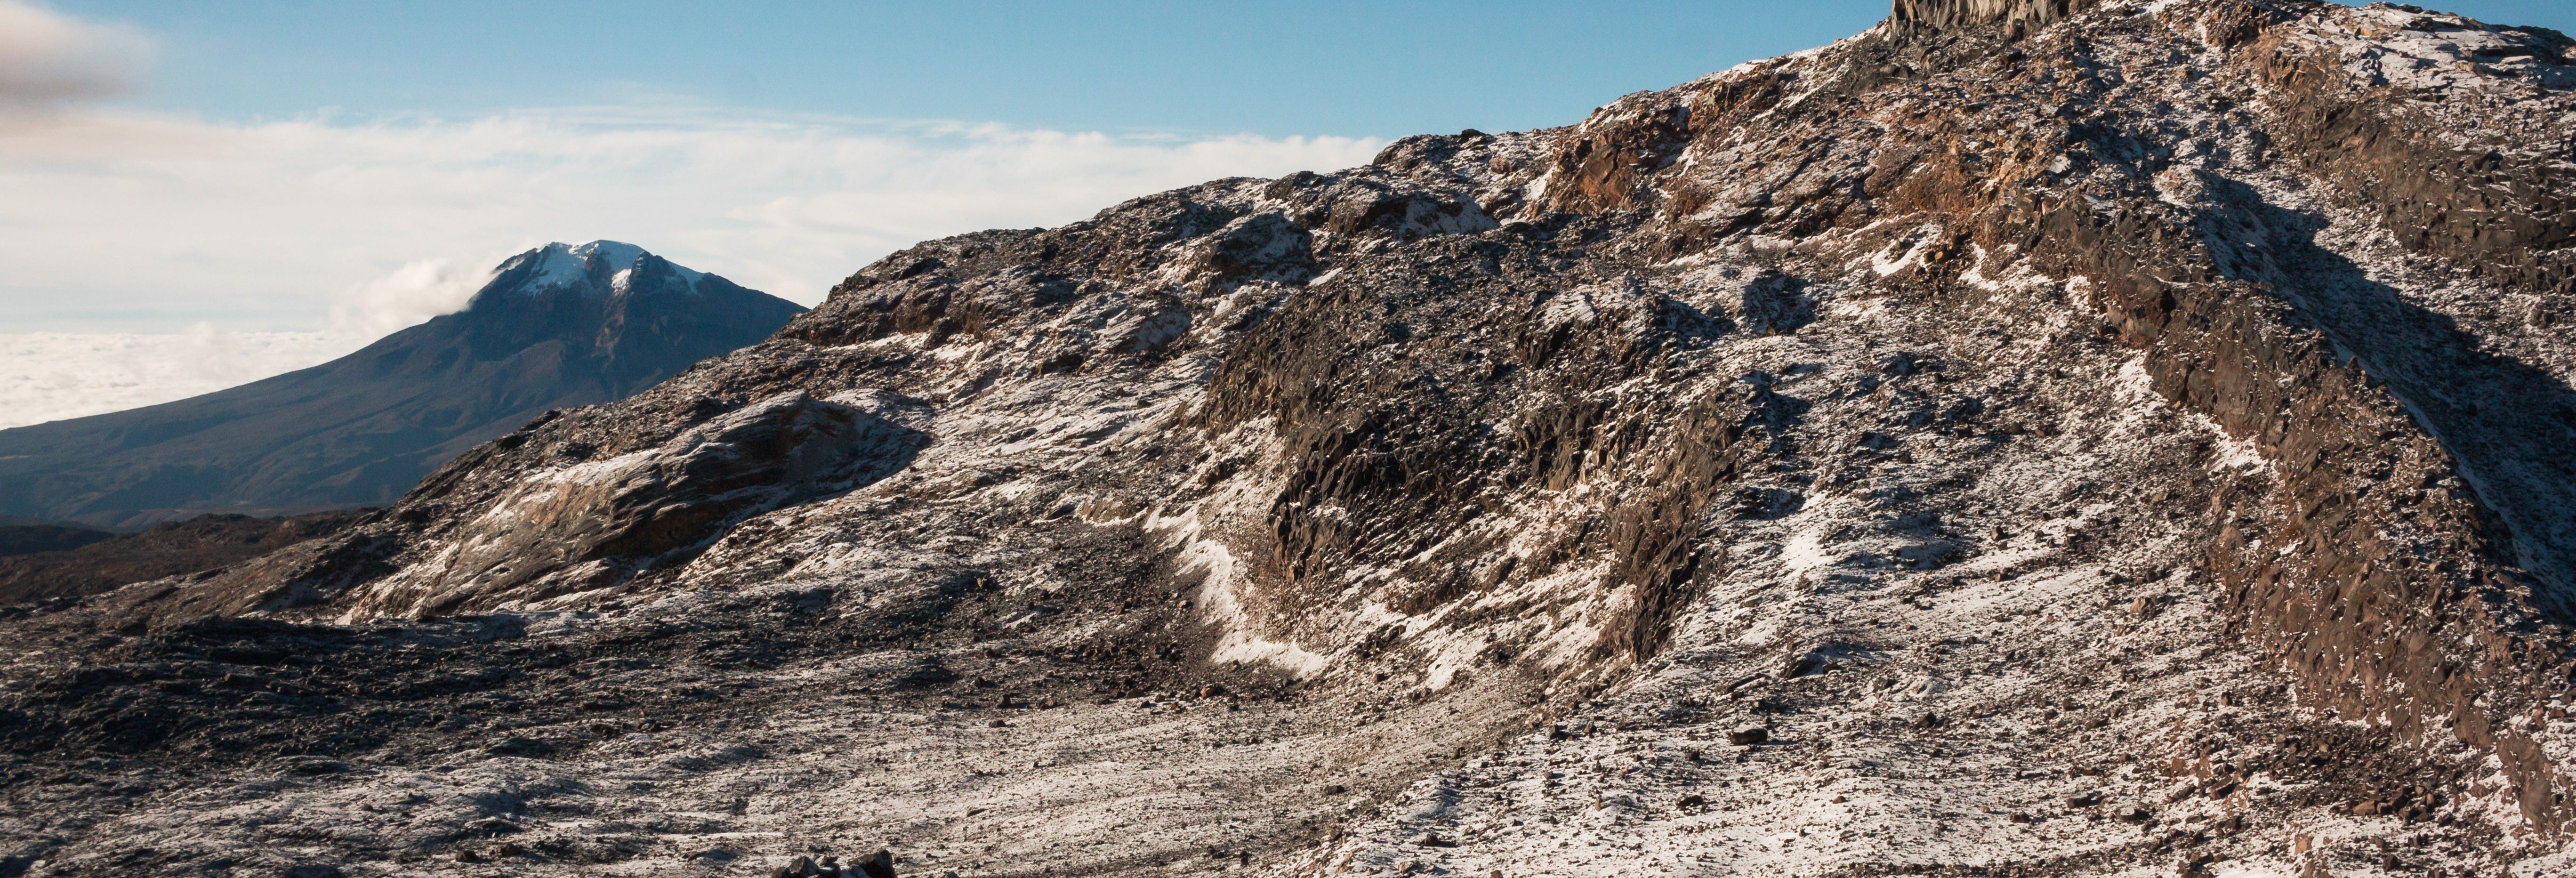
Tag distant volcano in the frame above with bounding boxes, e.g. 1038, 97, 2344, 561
0, 242, 805, 529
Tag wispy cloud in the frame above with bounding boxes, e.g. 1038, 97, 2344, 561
0, 106, 1385, 332
330, 259, 492, 339
0, 0, 150, 105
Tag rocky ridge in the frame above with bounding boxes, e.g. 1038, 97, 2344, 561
5, 1, 2576, 876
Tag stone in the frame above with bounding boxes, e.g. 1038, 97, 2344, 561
483, 736, 554, 757
2, 3, 2569, 876
1729, 726, 1770, 746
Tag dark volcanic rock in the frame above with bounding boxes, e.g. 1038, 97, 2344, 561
7, 2, 2576, 876
0, 242, 805, 530
0, 525, 111, 559
0, 511, 365, 606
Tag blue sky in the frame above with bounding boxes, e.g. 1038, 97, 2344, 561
54, 0, 1904, 137
49, 1, 2576, 137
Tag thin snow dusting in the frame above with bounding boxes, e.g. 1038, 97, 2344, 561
9, 3, 2576, 875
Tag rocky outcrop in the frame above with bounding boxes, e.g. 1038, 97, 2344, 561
338, 389, 929, 618
1890, 0, 2097, 36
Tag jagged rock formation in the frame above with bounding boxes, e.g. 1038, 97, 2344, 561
5, 2, 2576, 876
0, 242, 805, 530
1892, 0, 2095, 36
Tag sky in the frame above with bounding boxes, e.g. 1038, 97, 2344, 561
0, 0, 2572, 425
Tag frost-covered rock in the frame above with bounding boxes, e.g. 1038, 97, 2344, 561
8, 1, 2576, 876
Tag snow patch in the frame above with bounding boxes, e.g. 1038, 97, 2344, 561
1779, 529, 1834, 578
1871, 225, 1945, 277
1148, 507, 1327, 678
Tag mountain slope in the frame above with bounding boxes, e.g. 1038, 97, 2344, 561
0, 242, 805, 530
5, 2, 2576, 876
0, 511, 370, 606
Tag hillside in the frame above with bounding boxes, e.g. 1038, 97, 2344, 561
4, 2, 2575, 876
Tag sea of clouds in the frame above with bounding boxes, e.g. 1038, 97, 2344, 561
0, 329, 368, 428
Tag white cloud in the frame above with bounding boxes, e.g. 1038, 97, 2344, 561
0, 0, 150, 105
0, 106, 1386, 334
0, 327, 367, 428
331, 259, 493, 338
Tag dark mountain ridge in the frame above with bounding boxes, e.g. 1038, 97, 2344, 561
0, 525, 111, 559
0, 511, 370, 607
0, 242, 805, 530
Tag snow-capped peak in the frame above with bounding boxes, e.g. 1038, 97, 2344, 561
501, 240, 707, 294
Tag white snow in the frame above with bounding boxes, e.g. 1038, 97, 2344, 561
509, 242, 594, 290
1870, 225, 1945, 277
1151, 497, 1331, 678
505, 240, 703, 293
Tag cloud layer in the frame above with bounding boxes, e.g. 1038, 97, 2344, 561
0, 107, 1384, 333
0, 0, 148, 105
0, 328, 367, 428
